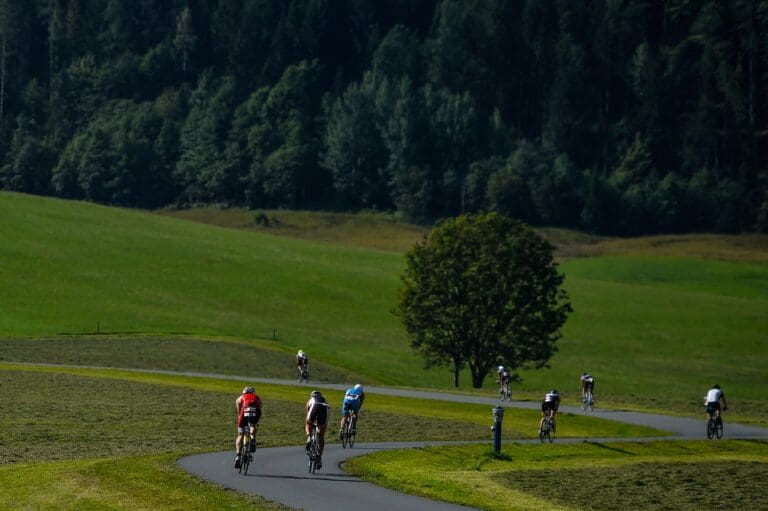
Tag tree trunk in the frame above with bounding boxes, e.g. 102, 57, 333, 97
471, 364, 487, 389
453, 362, 460, 388
0, 35, 5, 125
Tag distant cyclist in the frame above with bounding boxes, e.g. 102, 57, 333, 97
296, 350, 309, 381
234, 385, 262, 469
497, 365, 511, 393
539, 389, 561, 431
305, 390, 329, 469
580, 372, 595, 402
704, 384, 728, 421
339, 384, 366, 439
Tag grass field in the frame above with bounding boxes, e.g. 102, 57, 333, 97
345, 441, 768, 510
2, 192, 766, 423
1, 191, 766, 509
0, 365, 661, 509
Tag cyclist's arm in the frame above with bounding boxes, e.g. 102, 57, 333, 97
721, 394, 728, 409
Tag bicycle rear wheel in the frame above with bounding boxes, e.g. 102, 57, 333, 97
341, 419, 349, 449
238, 441, 249, 475
715, 418, 724, 439
706, 418, 715, 439
348, 417, 356, 448
307, 429, 318, 474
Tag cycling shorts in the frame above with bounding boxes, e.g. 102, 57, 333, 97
308, 402, 329, 426
706, 402, 721, 415
542, 401, 557, 413
238, 409, 262, 432
584, 381, 594, 392
342, 399, 361, 416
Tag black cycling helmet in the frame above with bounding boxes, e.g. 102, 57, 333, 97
310, 390, 322, 398
551, 389, 559, 394
713, 384, 720, 389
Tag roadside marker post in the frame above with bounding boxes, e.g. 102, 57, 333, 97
492, 405, 504, 454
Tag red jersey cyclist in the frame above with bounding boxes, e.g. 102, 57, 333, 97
234, 385, 262, 469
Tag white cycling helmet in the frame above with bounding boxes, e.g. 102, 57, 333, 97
354, 384, 363, 391
243, 386, 255, 394
498, 365, 504, 371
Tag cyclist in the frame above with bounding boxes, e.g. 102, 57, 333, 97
704, 384, 728, 421
305, 390, 329, 469
580, 372, 595, 403
497, 366, 511, 395
234, 385, 262, 469
539, 389, 561, 431
296, 350, 309, 380
339, 384, 366, 439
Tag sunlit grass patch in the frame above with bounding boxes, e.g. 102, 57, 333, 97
0, 335, 359, 382
345, 440, 768, 511
0, 454, 291, 511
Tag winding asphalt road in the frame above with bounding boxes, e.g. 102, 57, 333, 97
172, 371, 768, 511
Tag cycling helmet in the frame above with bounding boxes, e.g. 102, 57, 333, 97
243, 386, 255, 394
498, 365, 504, 371
713, 384, 720, 389
354, 384, 363, 391
551, 389, 559, 394
310, 390, 322, 399
298, 350, 305, 355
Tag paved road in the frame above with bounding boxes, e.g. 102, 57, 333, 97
179, 442, 479, 511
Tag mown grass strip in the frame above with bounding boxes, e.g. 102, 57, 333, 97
0, 363, 665, 441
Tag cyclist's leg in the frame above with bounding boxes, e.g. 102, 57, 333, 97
317, 424, 327, 456
305, 420, 313, 449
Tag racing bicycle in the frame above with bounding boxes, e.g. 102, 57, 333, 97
539, 410, 556, 443
237, 428, 255, 475
298, 362, 309, 383
340, 409, 357, 448
582, 389, 595, 411
499, 381, 511, 402
306, 424, 321, 473
706, 410, 724, 439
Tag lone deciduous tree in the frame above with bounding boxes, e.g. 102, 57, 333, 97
395, 213, 571, 388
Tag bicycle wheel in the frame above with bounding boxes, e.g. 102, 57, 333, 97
341, 419, 349, 449
242, 444, 251, 475
706, 418, 715, 439
581, 397, 587, 411
307, 429, 318, 474
715, 418, 724, 439
238, 441, 248, 475
548, 420, 555, 442
348, 416, 356, 448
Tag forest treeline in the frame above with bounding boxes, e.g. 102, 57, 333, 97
0, 0, 766, 234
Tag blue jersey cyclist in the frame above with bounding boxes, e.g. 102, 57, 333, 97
339, 384, 366, 439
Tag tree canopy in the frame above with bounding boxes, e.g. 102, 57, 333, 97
394, 213, 571, 388
0, 0, 767, 235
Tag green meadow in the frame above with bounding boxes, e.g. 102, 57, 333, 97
2, 191, 766, 423
1, 191, 766, 509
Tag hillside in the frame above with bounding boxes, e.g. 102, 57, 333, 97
2, 192, 767, 423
